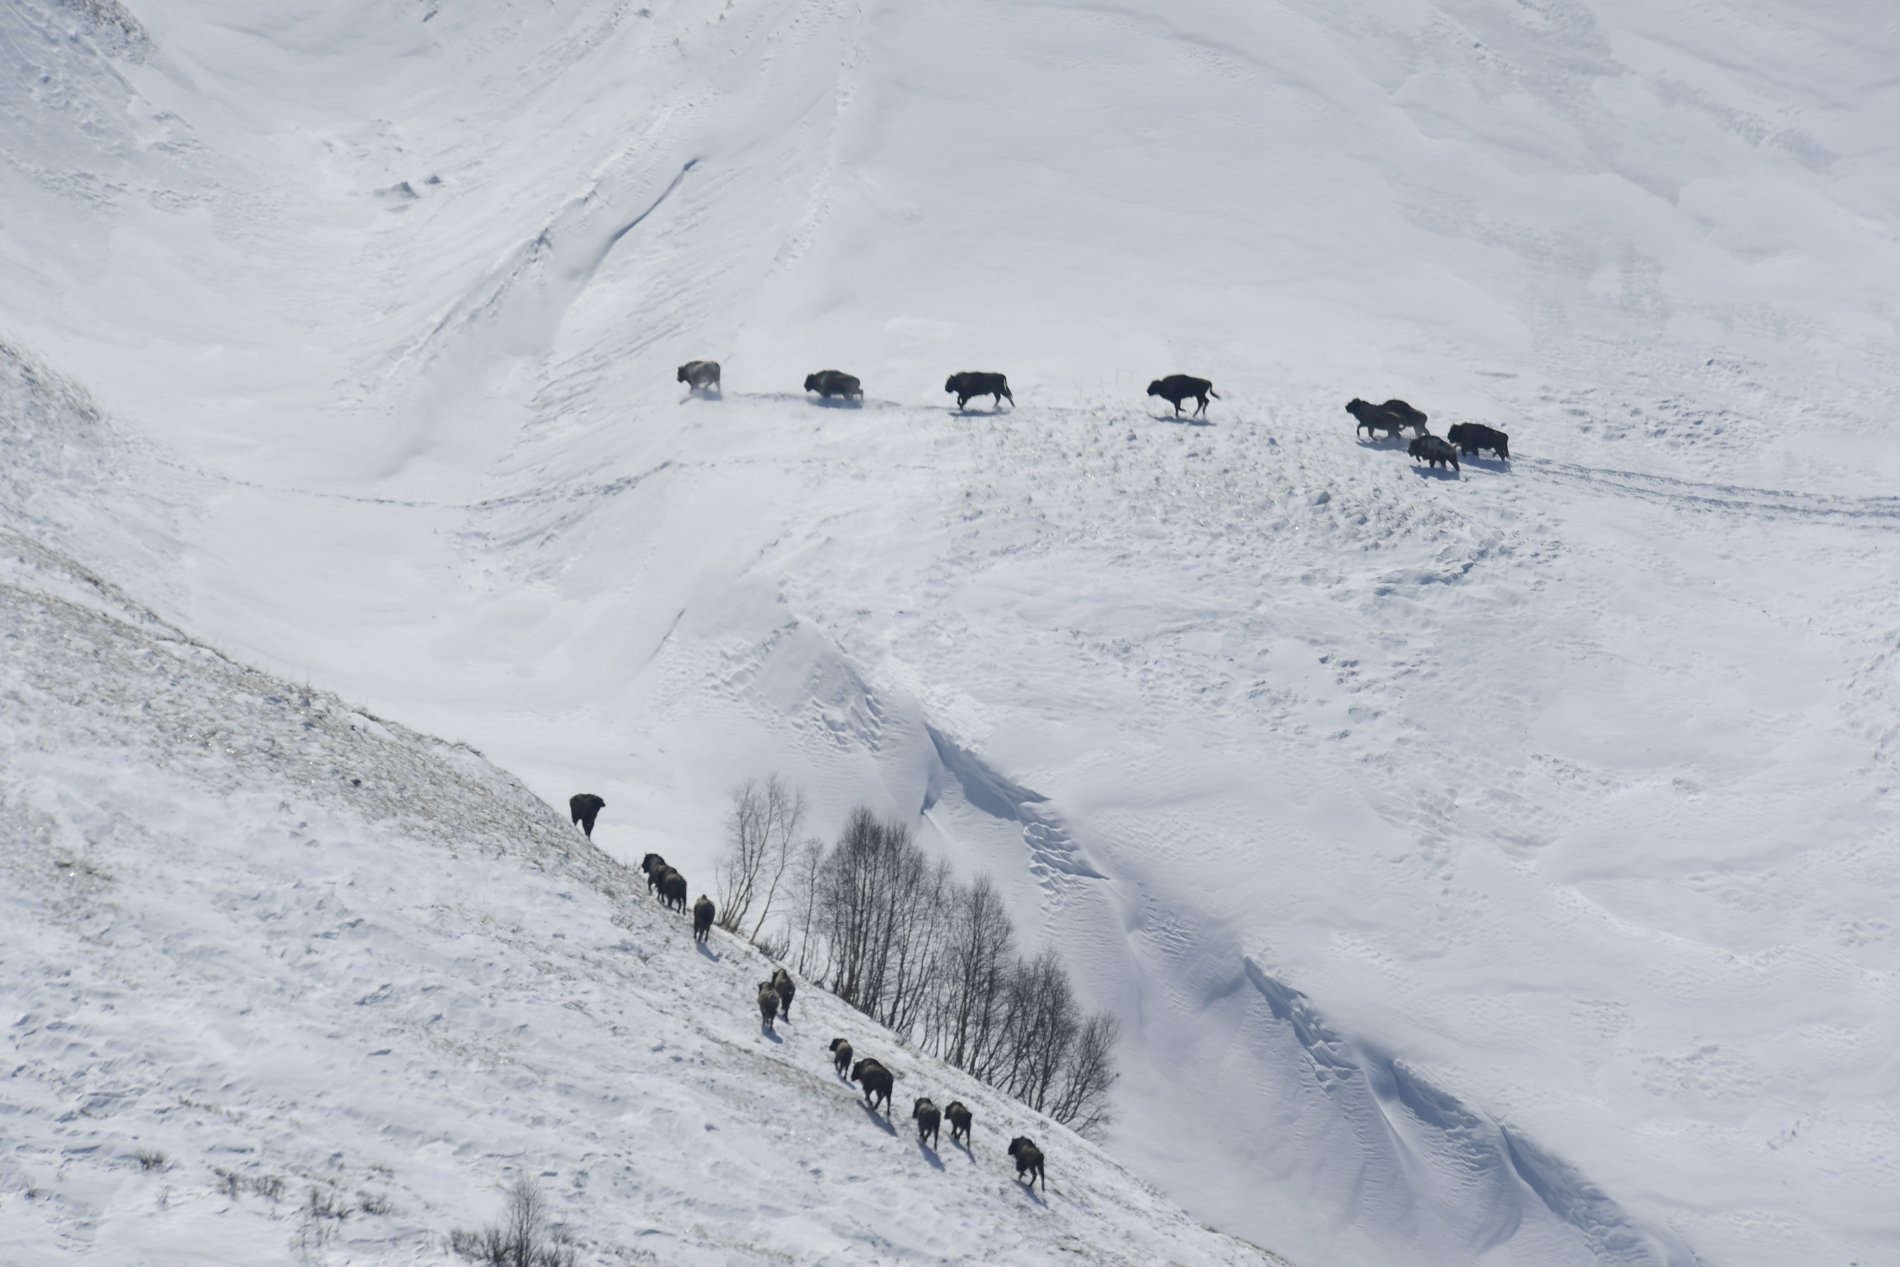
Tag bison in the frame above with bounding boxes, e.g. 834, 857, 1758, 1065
1446, 422, 1510, 461
692, 895, 714, 943
1346, 398, 1418, 440
945, 371, 1013, 410
944, 1100, 972, 1147
770, 967, 796, 1020
829, 1037, 854, 1078
641, 853, 668, 891
659, 868, 688, 912
1147, 374, 1218, 418
568, 793, 605, 839
912, 1098, 942, 1148
850, 1057, 893, 1111
1007, 1136, 1045, 1190
1379, 398, 1429, 433
757, 981, 779, 1028
804, 370, 862, 401
677, 360, 721, 392
1408, 434, 1460, 472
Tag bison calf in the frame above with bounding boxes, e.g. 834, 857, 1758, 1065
770, 967, 796, 1020
1446, 421, 1510, 461
805, 370, 862, 401
677, 360, 721, 392
945, 371, 1013, 410
1007, 1136, 1045, 1190
944, 1100, 972, 1147
692, 895, 714, 943
850, 1057, 893, 1111
829, 1037, 854, 1078
1147, 374, 1218, 418
1408, 434, 1460, 472
912, 1098, 942, 1148
568, 793, 605, 839
757, 982, 780, 1029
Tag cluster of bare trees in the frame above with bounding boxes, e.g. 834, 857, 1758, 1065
715, 787, 1118, 1135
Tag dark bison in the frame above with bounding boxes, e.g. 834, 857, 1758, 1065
1007, 1136, 1045, 1190
770, 967, 796, 1020
1347, 398, 1426, 440
944, 1100, 972, 1147
659, 868, 688, 912
912, 1098, 941, 1148
1380, 398, 1429, 433
1447, 422, 1510, 460
568, 793, 605, 839
757, 981, 779, 1028
677, 360, 721, 392
829, 1037, 854, 1078
1409, 434, 1460, 471
641, 853, 668, 891
945, 371, 1013, 410
805, 370, 862, 400
692, 895, 714, 943
851, 1057, 893, 1111
1147, 374, 1218, 418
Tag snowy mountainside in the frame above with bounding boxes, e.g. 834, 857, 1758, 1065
0, 526, 1286, 1267
4, 1, 1900, 1266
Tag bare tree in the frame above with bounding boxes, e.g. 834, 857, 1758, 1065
933, 872, 1016, 1073
1049, 1011, 1120, 1136
715, 775, 804, 936
788, 835, 831, 979
449, 1175, 575, 1267
749, 776, 805, 940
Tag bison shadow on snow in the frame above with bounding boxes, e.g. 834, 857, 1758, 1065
759, 1020, 783, 1043
694, 939, 721, 962
1151, 411, 1216, 427
857, 1100, 897, 1134
917, 1139, 945, 1171
1409, 461, 1461, 481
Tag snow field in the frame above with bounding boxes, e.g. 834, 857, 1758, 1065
0, 532, 1289, 1267
4, 0, 1900, 1265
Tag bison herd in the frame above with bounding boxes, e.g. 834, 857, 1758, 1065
677, 361, 1517, 475
1345, 397, 1513, 475
580, 800, 1054, 1197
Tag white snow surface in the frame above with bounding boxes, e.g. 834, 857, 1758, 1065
3, 1, 1899, 1266
0, 527, 1282, 1266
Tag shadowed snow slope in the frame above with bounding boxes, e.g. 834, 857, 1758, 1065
4, 0, 1899, 1265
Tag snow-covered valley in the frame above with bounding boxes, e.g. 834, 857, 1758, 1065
4, 0, 1899, 1264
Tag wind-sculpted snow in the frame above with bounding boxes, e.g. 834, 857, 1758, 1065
4, 0, 1900, 1265
0, 534, 1288, 1267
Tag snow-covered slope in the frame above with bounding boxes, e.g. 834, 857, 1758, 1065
4, 1, 1899, 1265
0, 525, 1284, 1266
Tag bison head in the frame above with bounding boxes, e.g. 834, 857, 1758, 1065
1146, 380, 1164, 396
804, 374, 819, 392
